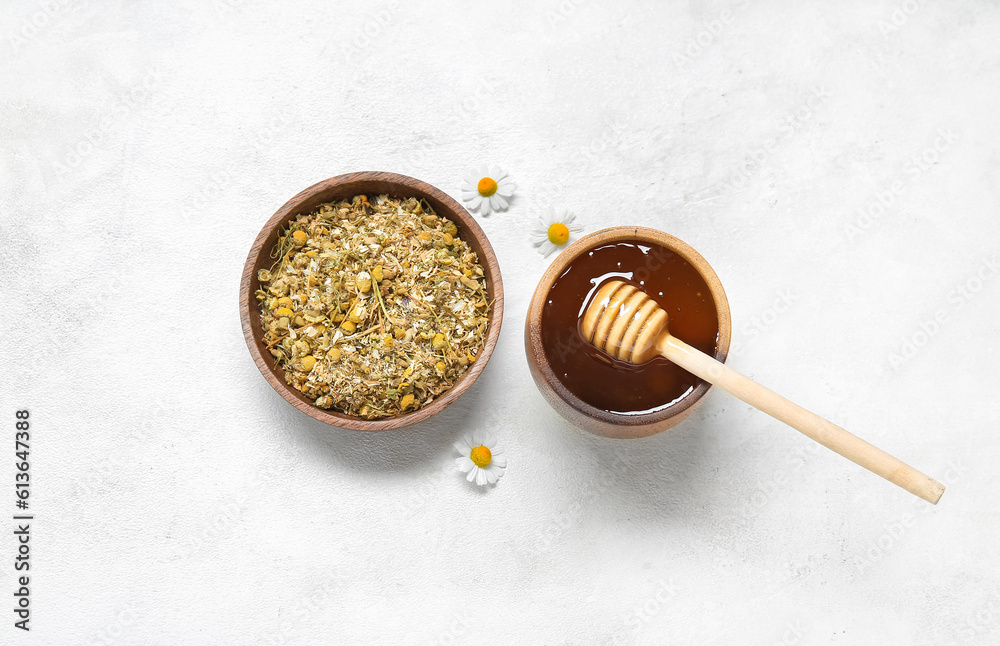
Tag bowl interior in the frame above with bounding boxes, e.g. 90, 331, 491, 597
240, 171, 504, 431
526, 226, 731, 435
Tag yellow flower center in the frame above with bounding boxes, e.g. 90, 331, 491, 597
470, 445, 492, 468
547, 222, 570, 245
477, 177, 498, 197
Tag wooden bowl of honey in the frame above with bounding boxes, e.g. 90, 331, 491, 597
524, 226, 732, 438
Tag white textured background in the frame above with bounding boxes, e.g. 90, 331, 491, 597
2, 0, 999, 644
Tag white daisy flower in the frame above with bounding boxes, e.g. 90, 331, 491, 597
531, 207, 584, 257
454, 431, 506, 486
461, 165, 516, 216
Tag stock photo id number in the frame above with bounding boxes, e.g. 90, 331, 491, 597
13, 410, 32, 632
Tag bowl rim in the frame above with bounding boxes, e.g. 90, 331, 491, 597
239, 171, 504, 431
525, 225, 731, 431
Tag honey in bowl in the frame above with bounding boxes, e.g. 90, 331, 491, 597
540, 241, 720, 414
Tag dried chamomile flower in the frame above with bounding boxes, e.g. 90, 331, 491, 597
258, 194, 491, 419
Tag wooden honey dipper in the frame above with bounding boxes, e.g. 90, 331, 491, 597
581, 279, 946, 504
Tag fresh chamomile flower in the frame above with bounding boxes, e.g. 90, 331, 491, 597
454, 431, 506, 486
461, 165, 516, 216
531, 207, 584, 257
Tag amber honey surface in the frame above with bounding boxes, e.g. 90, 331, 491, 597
541, 242, 720, 414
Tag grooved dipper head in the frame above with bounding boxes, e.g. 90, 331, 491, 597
580, 280, 669, 364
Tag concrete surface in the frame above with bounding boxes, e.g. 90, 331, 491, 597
2, 0, 999, 644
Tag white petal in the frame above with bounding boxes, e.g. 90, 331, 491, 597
538, 241, 557, 257
479, 164, 490, 179
496, 179, 515, 197
475, 469, 487, 486
489, 165, 502, 180
479, 199, 492, 215
466, 468, 477, 482
485, 468, 498, 484
461, 190, 480, 201
469, 195, 484, 209
569, 222, 584, 232
491, 455, 507, 468
455, 456, 474, 472
562, 211, 576, 223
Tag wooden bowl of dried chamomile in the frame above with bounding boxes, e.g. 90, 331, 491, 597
240, 171, 504, 431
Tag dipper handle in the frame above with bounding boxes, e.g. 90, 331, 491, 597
581, 279, 946, 504
658, 334, 946, 505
